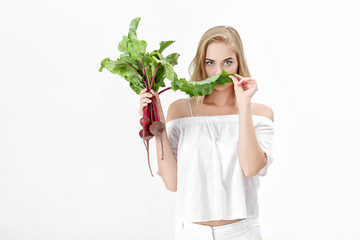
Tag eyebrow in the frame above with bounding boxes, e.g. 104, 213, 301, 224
205, 57, 234, 61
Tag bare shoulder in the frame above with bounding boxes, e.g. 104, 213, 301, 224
166, 98, 191, 123
253, 102, 274, 123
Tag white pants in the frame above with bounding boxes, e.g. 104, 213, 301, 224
174, 218, 262, 240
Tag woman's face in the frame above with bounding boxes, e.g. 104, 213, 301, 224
204, 41, 238, 91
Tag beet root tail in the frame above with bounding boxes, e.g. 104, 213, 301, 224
146, 139, 154, 177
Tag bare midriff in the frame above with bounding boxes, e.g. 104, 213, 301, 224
192, 218, 244, 227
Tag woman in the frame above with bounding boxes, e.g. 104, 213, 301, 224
139, 26, 274, 240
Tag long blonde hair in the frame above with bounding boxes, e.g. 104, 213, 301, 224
189, 26, 251, 106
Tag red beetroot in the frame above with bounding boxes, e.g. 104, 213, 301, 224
140, 116, 151, 128
138, 128, 154, 141
149, 121, 165, 136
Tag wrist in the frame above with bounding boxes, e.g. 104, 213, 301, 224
237, 99, 251, 108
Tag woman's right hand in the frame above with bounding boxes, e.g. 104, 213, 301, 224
139, 89, 164, 119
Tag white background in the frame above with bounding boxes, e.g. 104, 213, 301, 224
1, 0, 360, 239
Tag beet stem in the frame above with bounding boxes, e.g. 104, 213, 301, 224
152, 100, 158, 121
136, 60, 149, 90
116, 62, 141, 77
141, 128, 154, 177
150, 102, 154, 122
147, 105, 151, 122
158, 87, 171, 95
136, 60, 143, 72
150, 63, 161, 89
142, 61, 150, 90
143, 105, 149, 118
146, 139, 154, 177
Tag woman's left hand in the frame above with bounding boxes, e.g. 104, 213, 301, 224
230, 74, 258, 104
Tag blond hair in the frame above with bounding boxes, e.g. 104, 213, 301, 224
189, 26, 251, 106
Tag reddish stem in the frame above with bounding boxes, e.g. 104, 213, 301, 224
158, 87, 171, 95
142, 62, 150, 90
141, 116, 154, 177
146, 139, 153, 177
152, 99, 159, 121
148, 106, 151, 118
143, 105, 148, 118
136, 60, 142, 72
117, 62, 148, 90
150, 102, 154, 123
117, 62, 141, 76
150, 63, 161, 89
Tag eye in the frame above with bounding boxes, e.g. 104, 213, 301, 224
224, 61, 232, 66
205, 61, 214, 66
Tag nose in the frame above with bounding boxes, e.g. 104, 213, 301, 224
215, 65, 223, 75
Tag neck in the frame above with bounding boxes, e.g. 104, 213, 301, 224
203, 87, 236, 107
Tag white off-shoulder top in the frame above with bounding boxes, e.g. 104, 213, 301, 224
160, 100, 275, 222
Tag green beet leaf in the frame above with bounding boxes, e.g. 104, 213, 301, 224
99, 17, 236, 97
159, 41, 175, 53
128, 17, 141, 40
172, 70, 236, 97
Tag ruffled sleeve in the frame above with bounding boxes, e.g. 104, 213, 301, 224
166, 120, 180, 158
254, 116, 275, 177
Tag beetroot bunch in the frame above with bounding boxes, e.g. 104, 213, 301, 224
99, 17, 179, 177
138, 92, 165, 177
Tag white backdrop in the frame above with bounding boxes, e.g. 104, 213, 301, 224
1, 0, 360, 239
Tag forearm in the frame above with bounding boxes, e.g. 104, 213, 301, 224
237, 101, 267, 177
154, 113, 177, 191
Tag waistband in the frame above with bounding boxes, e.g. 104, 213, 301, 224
181, 218, 258, 234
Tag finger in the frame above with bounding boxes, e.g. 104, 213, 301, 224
141, 99, 151, 105
140, 103, 148, 112
236, 74, 245, 79
247, 78, 256, 84
229, 75, 237, 80
243, 77, 254, 82
229, 75, 239, 84
140, 93, 153, 100
240, 78, 251, 84
140, 88, 147, 94
150, 90, 159, 100
150, 89, 157, 97
238, 79, 248, 87
141, 92, 152, 97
